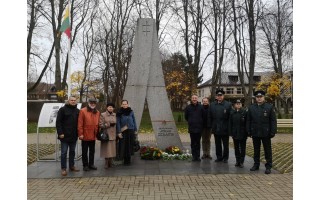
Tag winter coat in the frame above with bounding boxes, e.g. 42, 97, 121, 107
202, 104, 210, 128
246, 102, 277, 138
56, 104, 79, 143
116, 107, 137, 133
77, 106, 100, 141
99, 112, 117, 141
184, 102, 205, 133
208, 100, 232, 135
228, 108, 247, 140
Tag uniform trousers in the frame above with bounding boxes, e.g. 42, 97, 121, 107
252, 137, 272, 169
214, 134, 229, 160
233, 138, 247, 163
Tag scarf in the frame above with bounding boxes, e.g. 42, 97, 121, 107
116, 107, 132, 117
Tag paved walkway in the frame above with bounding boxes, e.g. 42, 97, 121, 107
27, 133, 293, 199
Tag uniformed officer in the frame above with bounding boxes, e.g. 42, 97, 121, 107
228, 99, 247, 168
246, 90, 277, 174
208, 89, 232, 163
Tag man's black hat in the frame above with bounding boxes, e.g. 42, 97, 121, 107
216, 88, 225, 95
254, 90, 266, 97
233, 99, 242, 104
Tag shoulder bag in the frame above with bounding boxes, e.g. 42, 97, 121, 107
97, 128, 109, 141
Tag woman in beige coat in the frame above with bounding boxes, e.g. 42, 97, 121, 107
99, 103, 117, 169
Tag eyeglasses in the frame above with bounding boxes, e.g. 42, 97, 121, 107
89, 102, 97, 104
255, 96, 263, 98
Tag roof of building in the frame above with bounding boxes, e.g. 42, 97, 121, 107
198, 71, 272, 88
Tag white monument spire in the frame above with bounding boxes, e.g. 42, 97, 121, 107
123, 18, 183, 150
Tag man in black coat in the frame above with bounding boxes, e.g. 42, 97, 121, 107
185, 95, 205, 161
56, 96, 80, 176
208, 89, 232, 163
246, 90, 277, 174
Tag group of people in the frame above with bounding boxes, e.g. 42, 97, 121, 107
184, 89, 277, 174
55, 88, 276, 176
56, 97, 137, 176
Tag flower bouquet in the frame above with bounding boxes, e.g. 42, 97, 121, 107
165, 146, 182, 155
140, 146, 163, 160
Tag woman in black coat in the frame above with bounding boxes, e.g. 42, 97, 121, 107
228, 99, 247, 168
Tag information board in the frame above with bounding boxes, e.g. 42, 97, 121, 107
38, 103, 82, 128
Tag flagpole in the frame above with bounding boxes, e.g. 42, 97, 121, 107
67, 1, 72, 99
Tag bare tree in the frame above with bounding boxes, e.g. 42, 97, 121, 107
27, 0, 45, 80
77, 6, 98, 102
259, 0, 293, 114
243, 0, 262, 106
27, 0, 56, 93
259, 0, 293, 77
172, 0, 208, 96
96, 0, 135, 105
205, 0, 232, 99
230, 0, 249, 102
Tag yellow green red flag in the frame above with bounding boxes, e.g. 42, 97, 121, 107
60, 6, 71, 39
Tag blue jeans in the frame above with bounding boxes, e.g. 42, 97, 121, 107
61, 141, 77, 169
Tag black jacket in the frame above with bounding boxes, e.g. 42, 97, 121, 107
228, 108, 247, 140
184, 102, 204, 133
56, 104, 80, 142
246, 102, 277, 138
208, 100, 232, 135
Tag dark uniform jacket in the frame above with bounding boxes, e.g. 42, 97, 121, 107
228, 108, 247, 140
246, 102, 277, 138
208, 100, 232, 135
56, 104, 80, 143
184, 102, 204, 133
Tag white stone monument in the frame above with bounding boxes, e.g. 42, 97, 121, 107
123, 18, 183, 150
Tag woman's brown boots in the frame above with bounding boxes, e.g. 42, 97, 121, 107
105, 158, 113, 169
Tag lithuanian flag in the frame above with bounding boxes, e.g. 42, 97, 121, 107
60, 6, 71, 39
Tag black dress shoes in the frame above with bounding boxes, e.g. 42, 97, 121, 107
235, 162, 240, 167
265, 168, 271, 174
83, 166, 90, 171
250, 165, 259, 171
192, 157, 201, 162
89, 165, 98, 170
215, 158, 223, 162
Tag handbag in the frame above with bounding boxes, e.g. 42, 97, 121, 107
97, 129, 109, 141
133, 140, 140, 152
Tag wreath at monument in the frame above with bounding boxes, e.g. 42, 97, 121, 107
140, 145, 192, 161
140, 146, 163, 160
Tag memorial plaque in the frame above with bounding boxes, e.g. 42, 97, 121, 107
123, 18, 183, 150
